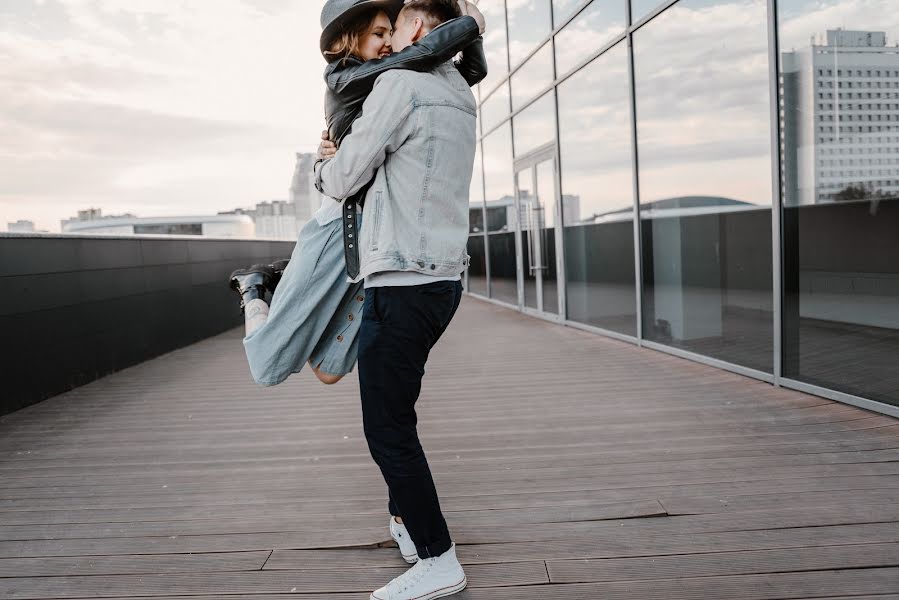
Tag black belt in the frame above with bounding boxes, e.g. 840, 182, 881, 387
343, 197, 360, 279
342, 184, 371, 279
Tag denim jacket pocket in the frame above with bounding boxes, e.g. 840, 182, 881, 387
370, 191, 383, 252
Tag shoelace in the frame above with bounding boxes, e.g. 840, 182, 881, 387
391, 558, 434, 594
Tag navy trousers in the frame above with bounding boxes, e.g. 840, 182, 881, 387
357, 280, 463, 559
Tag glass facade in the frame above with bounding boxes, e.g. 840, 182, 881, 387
778, 0, 899, 406
468, 0, 899, 412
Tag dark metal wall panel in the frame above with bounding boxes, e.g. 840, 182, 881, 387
0, 235, 295, 415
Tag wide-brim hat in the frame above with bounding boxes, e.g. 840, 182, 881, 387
320, 0, 405, 57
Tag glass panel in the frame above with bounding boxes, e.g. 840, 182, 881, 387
536, 160, 559, 314
470, 143, 485, 234
558, 41, 636, 335
634, 0, 773, 372
513, 91, 556, 157
467, 234, 488, 296
480, 0, 509, 94
552, 0, 585, 25
511, 42, 554, 110
481, 82, 511, 133
630, 0, 662, 24
555, 0, 627, 77
467, 141, 488, 296
779, 2, 899, 406
517, 170, 538, 310
507, 0, 553, 68
483, 123, 518, 305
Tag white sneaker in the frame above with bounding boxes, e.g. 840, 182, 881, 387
389, 517, 419, 564
370, 543, 466, 600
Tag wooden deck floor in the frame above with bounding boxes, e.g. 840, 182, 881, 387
1, 296, 898, 599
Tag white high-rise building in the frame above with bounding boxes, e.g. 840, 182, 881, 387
289, 152, 325, 221
781, 29, 899, 205
7, 220, 36, 233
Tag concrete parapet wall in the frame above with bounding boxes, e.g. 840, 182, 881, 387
0, 234, 295, 415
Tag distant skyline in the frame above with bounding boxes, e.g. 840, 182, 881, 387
0, 0, 329, 232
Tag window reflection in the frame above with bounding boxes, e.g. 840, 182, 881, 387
507, 0, 553, 68
634, 0, 773, 371
554, 0, 627, 77
511, 42, 554, 110
513, 91, 556, 157
481, 83, 511, 133
552, 0, 586, 25
558, 42, 636, 335
468, 140, 488, 296
480, 0, 510, 94
467, 235, 488, 296
483, 123, 518, 304
779, 0, 899, 406
630, 0, 662, 24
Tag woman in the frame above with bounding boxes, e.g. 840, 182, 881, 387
229, 0, 486, 387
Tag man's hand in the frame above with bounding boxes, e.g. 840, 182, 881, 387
457, 0, 486, 35
318, 130, 337, 160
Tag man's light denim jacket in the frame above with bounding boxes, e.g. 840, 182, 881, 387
315, 62, 477, 283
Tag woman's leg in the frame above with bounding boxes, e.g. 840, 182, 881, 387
306, 277, 365, 384
241, 217, 359, 386
229, 265, 276, 337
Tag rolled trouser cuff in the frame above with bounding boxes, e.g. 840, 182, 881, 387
416, 534, 452, 560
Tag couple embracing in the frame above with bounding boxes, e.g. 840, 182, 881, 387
228, 1, 486, 598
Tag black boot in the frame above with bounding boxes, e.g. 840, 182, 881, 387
268, 259, 290, 293
229, 264, 275, 313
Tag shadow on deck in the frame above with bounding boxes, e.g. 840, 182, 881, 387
1, 297, 897, 599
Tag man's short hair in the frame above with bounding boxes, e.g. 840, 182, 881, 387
401, 0, 462, 29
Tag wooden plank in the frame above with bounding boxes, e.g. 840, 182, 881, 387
545, 542, 899, 582
4, 448, 897, 490
0, 500, 666, 541
0, 561, 548, 599
0, 551, 272, 577
6, 521, 897, 562
449, 568, 899, 600
1, 462, 896, 504
660, 488, 899, 516
1, 437, 896, 480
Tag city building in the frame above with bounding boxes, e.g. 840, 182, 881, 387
61, 210, 254, 237
464, 0, 898, 415
7, 220, 36, 233
782, 29, 899, 205
253, 200, 300, 239
218, 152, 323, 240
289, 152, 324, 221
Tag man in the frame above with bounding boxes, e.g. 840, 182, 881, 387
314, 1, 479, 598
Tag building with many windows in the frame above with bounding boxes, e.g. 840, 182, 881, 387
463, 0, 899, 415
782, 29, 899, 205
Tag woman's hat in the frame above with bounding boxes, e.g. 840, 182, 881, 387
320, 0, 406, 56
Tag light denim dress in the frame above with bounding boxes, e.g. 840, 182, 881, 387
242, 210, 364, 386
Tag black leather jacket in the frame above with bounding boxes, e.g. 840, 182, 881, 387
323, 15, 487, 146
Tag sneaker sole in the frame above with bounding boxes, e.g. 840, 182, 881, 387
369, 575, 466, 600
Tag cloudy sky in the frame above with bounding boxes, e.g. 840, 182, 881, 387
1, 0, 328, 232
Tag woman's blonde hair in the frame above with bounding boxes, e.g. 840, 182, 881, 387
324, 7, 386, 64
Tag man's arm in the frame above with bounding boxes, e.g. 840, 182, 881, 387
315, 72, 416, 200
